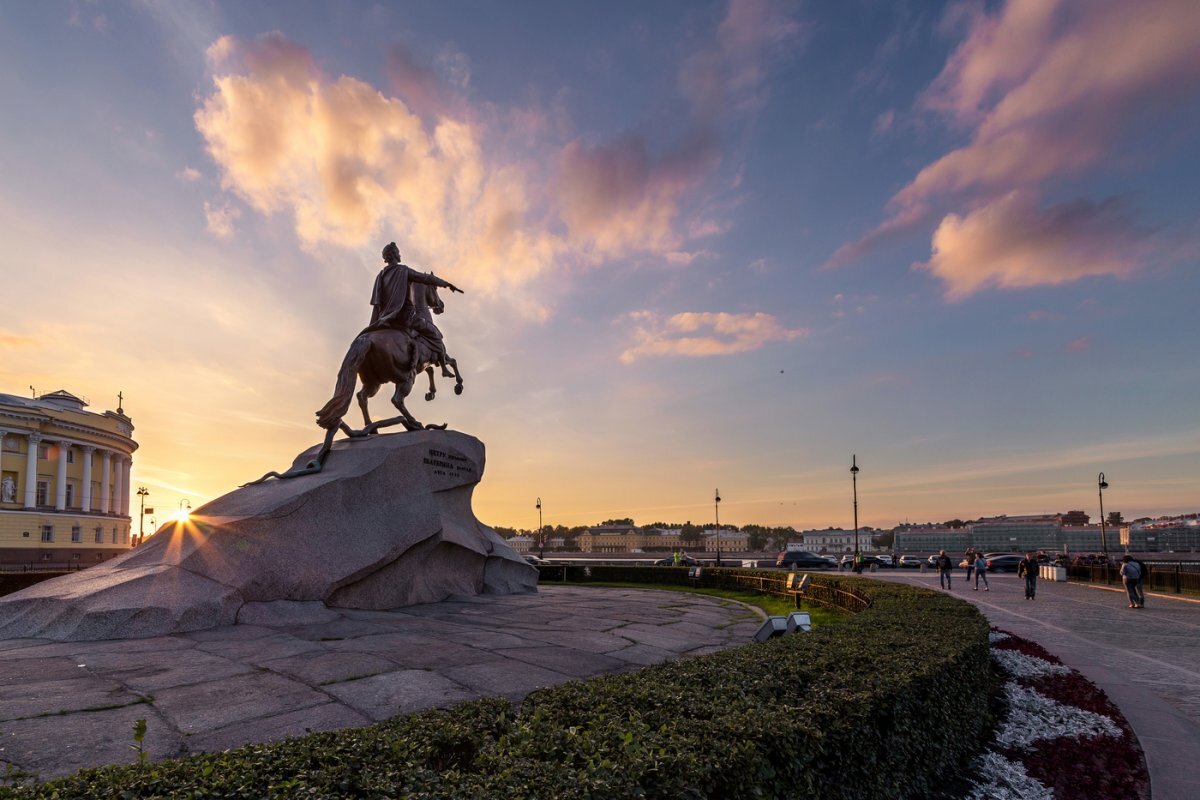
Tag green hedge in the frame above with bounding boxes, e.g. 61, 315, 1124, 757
1, 577, 990, 799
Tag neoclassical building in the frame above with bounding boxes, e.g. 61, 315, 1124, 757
0, 390, 137, 565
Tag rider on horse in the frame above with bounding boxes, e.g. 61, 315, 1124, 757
363, 242, 462, 361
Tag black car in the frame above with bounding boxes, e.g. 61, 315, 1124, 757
985, 554, 1024, 573
653, 555, 700, 567
776, 551, 835, 569
839, 554, 890, 570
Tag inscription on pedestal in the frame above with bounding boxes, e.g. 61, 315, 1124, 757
423, 448, 478, 479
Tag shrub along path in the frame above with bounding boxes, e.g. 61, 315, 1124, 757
0, 586, 761, 781
872, 569, 1200, 800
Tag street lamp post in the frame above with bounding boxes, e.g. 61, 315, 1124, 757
1098, 473, 1109, 561
851, 456, 860, 557
536, 497, 544, 559
714, 488, 722, 567
136, 487, 149, 545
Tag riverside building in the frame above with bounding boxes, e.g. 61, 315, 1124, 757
0, 390, 137, 565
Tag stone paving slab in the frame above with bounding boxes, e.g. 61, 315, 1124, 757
871, 571, 1200, 800
0, 586, 759, 780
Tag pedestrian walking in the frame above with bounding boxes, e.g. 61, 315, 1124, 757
1017, 551, 1038, 599
1132, 556, 1149, 607
973, 554, 989, 591
1120, 555, 1143, 608
963, 550, 975, 582
935, 550, 953, 590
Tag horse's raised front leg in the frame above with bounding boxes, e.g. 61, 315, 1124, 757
444, 356, 464, 395
424, 366, 437, 402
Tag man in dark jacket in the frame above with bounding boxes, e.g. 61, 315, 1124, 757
935, 550, 953, 590
1017, 552, 1039, 600
1131, 556, 1149, 607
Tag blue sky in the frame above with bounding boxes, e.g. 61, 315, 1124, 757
1, 0, 1197, 530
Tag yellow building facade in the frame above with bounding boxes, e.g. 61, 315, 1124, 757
0, 390, 136, 566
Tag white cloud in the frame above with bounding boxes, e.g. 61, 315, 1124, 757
619, 309, 807, 363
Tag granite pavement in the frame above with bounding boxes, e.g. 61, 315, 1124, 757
0, 586, 762, 780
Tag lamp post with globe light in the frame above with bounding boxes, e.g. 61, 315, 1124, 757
536, 497, 544, 559
714, 489, 722, 567
136, 487, 149, 545
851, 456, 860, 558
1098, 473, 1109, 562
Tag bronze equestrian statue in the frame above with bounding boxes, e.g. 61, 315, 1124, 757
248, 242, 465, 484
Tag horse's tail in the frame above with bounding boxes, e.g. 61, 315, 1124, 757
316, 335, 371, 429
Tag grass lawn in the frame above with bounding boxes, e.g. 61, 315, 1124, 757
540, 579, 848, 627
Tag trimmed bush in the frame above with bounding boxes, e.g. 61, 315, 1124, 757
1, 577, 989, 799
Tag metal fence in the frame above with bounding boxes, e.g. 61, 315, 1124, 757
0, 562, 86, 573
1067, 562, 1200, 594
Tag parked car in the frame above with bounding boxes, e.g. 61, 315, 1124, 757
776, 551, 836, 569
898, 555, 925, 568
839, 554, 890, 570
985, 554, 1024, 573
524, 555, 550, 566
875, 554, 894, 566
653, 555, 700, 567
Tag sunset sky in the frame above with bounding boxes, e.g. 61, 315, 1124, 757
2, 0, 1198, 532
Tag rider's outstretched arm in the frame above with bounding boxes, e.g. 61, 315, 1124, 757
410, 269, 463, 293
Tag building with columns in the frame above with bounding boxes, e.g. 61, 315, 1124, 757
0, 390, 137, 565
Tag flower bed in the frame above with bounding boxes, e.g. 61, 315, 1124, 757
963, 630, 1149, 800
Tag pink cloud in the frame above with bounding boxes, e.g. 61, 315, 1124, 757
1065, 336, 1092, 352
203, 200, 241, 240
620, 310, 807, 363
195, 4, 799, 292
916, 191, 1151, 300
832, 0, 1200, 282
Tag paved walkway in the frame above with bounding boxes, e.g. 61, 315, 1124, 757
0, 586, 762, 780
871, 569, 1200, 800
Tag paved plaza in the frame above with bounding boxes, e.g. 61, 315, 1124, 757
873, 569, 1200, 800
0, 586, 762, 780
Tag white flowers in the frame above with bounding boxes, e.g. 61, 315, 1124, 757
966, 752, 1055, 800
990, 649, 1070, 680
995, 681, 1121, 749
962, 635, 1123, 799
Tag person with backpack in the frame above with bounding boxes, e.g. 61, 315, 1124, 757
973, 553, 989, 591
935, 550, 953, 590
1017, 552, 1038, 600
1120, 555, 1143, 608
1132, 556, 1149, 607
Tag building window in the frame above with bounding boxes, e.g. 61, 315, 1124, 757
41, 525, 53, 542
111, 527, 118, 544
66, 483, 75, 508
72, 553, 81, 560
37, 444, 48, 459
66, 448, 75, 464
94, 526, 103, 543
36, 480, 49, 507
71, 525, 82, 543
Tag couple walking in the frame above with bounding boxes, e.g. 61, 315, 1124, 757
933, 551, 988, 591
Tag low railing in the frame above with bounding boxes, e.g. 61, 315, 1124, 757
0, 562, 86, 573
1068, 563, 1200, 594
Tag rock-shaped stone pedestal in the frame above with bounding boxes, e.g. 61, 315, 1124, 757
0, 430, 536, 641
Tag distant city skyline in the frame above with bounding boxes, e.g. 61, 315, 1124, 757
2, 1, 1198, 531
